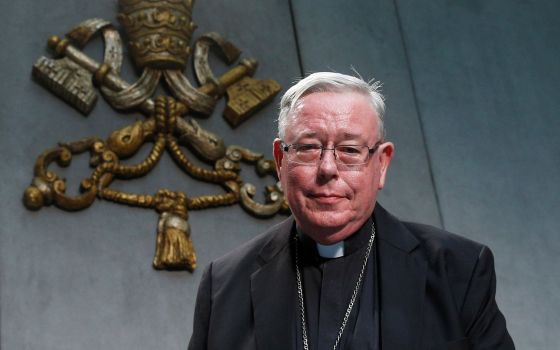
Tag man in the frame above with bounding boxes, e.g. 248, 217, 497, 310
188, 72, 514, 349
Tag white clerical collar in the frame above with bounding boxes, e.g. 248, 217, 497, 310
316, 241, 344, 258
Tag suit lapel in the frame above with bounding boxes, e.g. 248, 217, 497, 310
251, 217, 297, 350
375, 205, 428, 350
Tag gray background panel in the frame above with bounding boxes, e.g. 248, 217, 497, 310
1, 0, 559, 349
395, 0, 560, 348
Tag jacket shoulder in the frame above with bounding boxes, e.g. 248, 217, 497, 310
210, 217, 293, 281
402, 221, 485, 264
402, 221, 491, 309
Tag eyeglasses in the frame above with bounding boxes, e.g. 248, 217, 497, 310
281, 141, 382, 165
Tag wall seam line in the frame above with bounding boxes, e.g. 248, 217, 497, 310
288, 0, 305, 77
392, 0, 445, 229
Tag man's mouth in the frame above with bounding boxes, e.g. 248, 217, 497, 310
309, 193, 346, 204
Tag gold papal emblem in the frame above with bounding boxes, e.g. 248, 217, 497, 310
23, 0, 289, 271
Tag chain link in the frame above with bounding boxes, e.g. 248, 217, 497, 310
295, 240, 310, 350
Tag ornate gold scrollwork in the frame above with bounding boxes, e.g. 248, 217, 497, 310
26, 1, 289, 271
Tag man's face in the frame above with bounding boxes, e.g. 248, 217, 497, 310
273, 91, 394, 244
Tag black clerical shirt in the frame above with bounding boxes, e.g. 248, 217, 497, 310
295, 217, 380, 350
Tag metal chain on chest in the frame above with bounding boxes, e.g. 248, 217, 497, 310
294, 221, 376, 350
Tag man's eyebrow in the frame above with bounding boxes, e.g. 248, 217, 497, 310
341, 132, 367, 141
292, 130, 318, 139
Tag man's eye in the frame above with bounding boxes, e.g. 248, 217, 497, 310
296, 144, 321, 152
337, 146, 361, 154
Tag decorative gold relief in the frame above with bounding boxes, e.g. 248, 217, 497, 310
225, 76, 282, 127
118, 0, 196, 69
25, 2, 288, 271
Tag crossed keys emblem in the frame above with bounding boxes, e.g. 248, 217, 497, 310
23, 0, 289, 271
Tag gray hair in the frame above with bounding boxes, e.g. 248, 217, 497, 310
277, 72, 386, 141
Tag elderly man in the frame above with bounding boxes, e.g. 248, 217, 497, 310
188, 72, 514, 349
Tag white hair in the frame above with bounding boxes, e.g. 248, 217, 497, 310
277, 72, 386, 141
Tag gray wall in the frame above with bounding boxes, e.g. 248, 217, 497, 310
1, 0, 558, 349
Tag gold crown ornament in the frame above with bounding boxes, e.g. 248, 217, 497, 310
118, 0, 196, 70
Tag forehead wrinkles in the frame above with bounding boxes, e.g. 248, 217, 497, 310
288, 96, 375, 141
296, 115, 352, 136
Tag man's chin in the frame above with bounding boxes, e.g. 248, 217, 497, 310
301, 212, 353, 232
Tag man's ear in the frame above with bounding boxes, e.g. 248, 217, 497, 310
273, 138, 284, 181
377, 142, 394, 190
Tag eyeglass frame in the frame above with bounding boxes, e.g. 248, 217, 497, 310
280, 141, 384, 166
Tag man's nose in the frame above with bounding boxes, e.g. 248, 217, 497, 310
317, 148, 339, 180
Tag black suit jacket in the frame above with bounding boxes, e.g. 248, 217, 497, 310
188, 205, 514, 350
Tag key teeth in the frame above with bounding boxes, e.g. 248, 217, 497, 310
32, 56, 98, 115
